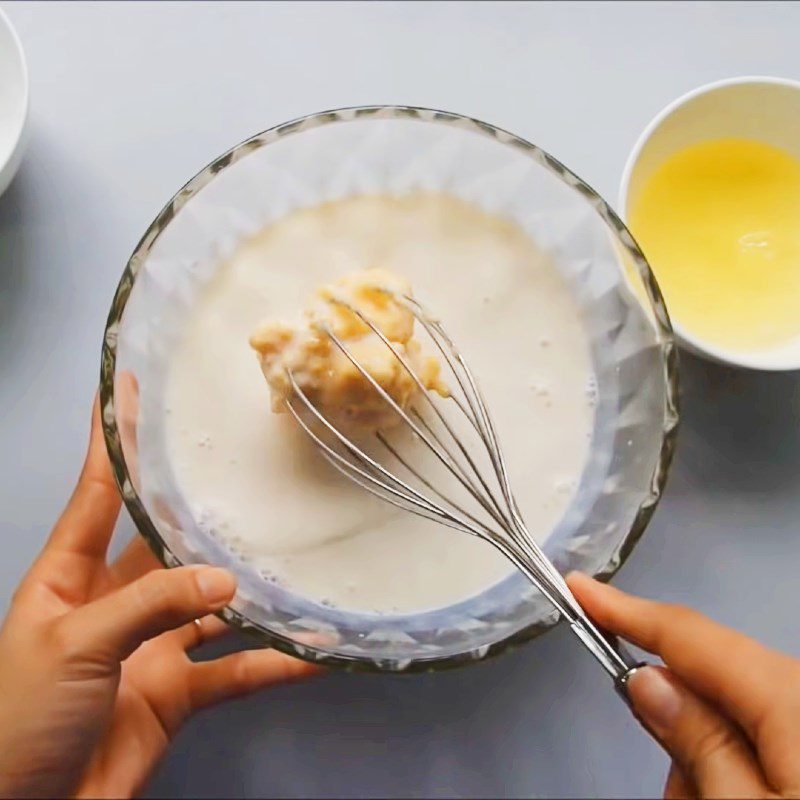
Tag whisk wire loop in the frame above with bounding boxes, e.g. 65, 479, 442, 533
284, 289, 642, 689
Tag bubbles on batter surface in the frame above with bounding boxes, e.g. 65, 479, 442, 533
585, 375, 598, 408
259, 569, 279, 584
528, 377, 551, 397
528, 376, 553, 407
554, 477, 576, 496
197, 505, 226, 536
225, 534, 246, 558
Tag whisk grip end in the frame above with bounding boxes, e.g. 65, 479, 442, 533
614, 661, 649, 705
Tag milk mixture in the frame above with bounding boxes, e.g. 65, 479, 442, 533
165, 193, 594, 614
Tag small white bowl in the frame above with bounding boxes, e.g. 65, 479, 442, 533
0, 8, 28, 198
619, 76, 800, 371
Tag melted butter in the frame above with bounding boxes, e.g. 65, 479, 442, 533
630, 138, 800, 352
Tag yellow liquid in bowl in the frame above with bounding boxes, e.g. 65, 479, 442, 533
629, 138, 800, 352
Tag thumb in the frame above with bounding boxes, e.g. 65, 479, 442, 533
63, 565, 236, 664
628, 666, 770, 798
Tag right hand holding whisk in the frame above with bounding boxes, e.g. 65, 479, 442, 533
569, 572, 800, 799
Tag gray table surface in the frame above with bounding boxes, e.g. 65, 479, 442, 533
2, 1, 800, 797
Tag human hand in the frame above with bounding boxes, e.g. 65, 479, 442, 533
0, 400, 320, 799
568, 572, 800, 799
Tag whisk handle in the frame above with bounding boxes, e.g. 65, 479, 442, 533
608, 643, 676, 755
610, 641, 648, 703
569, 617, 647, 699
567, 615, 678, 755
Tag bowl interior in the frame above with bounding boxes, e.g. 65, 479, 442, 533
102, 108, 677, 671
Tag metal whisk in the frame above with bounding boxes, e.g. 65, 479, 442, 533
284, 290, 644, 696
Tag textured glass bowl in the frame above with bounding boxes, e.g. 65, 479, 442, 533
100, 107, 678, 673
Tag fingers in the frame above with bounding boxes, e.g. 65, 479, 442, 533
61, 565, 237, 664
628, 667, 771, 798
664, 762, 694, 800
567, 573, 794, 742
47, 397, 121, 559
188, 648, 322, 710
116, 371, 140, 489
174, 611, 340, 653
175, 614, 231, 651
109, 536, 160, 585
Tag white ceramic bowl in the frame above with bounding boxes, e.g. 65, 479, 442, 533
0, 8, 27, 198
619, 76, 800, 371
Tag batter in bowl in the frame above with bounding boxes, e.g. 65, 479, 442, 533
164, 193, 594, 614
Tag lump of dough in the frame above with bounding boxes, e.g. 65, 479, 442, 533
249, 268, 447, 429
309, 267, 415, 342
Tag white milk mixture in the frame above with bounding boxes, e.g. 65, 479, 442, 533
165, 193, 594, 614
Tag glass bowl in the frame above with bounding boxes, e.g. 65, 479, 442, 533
100, 106, 678, 673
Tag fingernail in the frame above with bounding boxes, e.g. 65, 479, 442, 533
196, 567, 236, 606
628, 667, 683, 734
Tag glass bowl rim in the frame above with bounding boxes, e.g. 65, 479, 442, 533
99, 104, 680, 673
